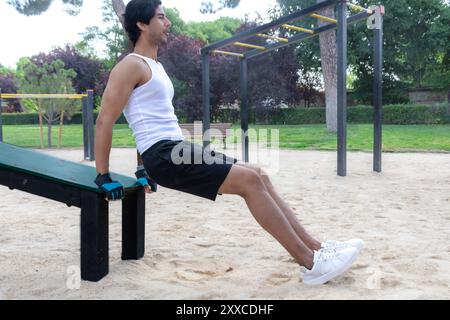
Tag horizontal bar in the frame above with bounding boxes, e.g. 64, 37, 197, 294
282, 24, 314, 34
1, 93, 88, 99
256, 33, 289, 43
310, 13, 337, 23
202, 0, 338, 53
212, 50, 244, 58
348, 2, 373, 14
245, 11, 370, 59
234, 42, 266, 50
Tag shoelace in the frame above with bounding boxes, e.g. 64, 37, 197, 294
320, 245, 341, 254
323, 240, 350, 250
318, 249, 338, 260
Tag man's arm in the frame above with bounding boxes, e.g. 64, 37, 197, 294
95, 58, 145, 174
137, 151, 143, 166
135, 151, 157, 193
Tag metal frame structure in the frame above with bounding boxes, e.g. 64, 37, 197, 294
0, 90, 96, 161
201, 0, 384, 176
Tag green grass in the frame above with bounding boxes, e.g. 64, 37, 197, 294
249, 124, 450, 152
2, 124, 450, 152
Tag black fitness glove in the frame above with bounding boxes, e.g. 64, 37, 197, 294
135, 166, 158, 192
94, 173, 125, 201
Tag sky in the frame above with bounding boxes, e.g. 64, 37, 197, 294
0, 0, 277, 68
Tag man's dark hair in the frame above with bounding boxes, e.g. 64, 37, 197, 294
123, 0, 162, 46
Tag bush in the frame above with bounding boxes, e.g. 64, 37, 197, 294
382, 104, 449, 124
248, 104, 450, 125
2, 104, 449, 126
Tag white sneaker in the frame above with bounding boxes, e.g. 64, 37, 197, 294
321, 239, 364, 253
301, 247, 359, 285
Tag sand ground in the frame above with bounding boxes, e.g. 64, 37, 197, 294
0, 145, 449, 299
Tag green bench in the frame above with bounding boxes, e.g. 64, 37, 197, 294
0, 143, 146, 282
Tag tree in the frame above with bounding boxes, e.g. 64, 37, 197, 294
31, 45, 108, 96
200, 0, 240, 14
0, 67, 22, 112
272, 0, 338, 131
7, 0, 83, 15
165, 8, 186, 36
17, 59, 78, 148
348, 0, 450, 103
78, 0, 129, 70
184, 17, 242, 43
159, 35, 204, 122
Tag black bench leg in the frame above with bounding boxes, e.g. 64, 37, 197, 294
80, 191, 109, 282
122, 189, 145, 260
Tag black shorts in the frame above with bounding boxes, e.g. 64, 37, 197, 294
141, 140, 238, 201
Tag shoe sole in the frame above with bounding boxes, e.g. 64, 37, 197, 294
303, 250, 359, 286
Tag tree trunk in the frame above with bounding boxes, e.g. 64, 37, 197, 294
58, 110, 64, 148
317, 0, 338, 132
47, 115, 53, 148
111, 0, 126, 28
37, 100, 44, 149
111, 0, 134, 52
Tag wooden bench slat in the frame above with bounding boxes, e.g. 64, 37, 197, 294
179, 123, 232, 149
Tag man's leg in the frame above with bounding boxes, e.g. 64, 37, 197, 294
235, 162, 322, 251
218, 165, 314, 269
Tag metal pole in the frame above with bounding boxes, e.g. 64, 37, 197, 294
0, 88, 3, 143
240, 59, 249, 162
337, 0, 348, 176
202, 53, 211, 149
373, 12, 383, 173
86, 90, 95, 161
82, 94, 88, 160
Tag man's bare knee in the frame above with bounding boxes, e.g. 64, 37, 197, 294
218, 165, 266, 197
236, 162, 268, 177
240, 171, 267, 198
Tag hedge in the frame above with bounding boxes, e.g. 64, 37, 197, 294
1, 104, 449, 125
247, 104, 450, 125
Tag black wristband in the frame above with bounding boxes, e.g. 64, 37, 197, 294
95, 173, 113, 186
135, 168, 148, 179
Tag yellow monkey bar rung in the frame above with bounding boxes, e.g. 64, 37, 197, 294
348, 3, 373, 14
233, 42, 266, 50
310, 13, 337, 24
282, 24, 315, 35
0, 93, 88, 99
212, 50, 244, 58
256, 33, 289, 43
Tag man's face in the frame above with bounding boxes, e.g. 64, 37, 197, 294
146, 6, 172, 45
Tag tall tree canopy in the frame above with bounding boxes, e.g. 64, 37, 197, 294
7, 0, 83, 15
200, 0, 240, 14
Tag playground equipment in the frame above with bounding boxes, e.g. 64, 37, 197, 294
201, 0, 385, 176
0, 89, 95, 161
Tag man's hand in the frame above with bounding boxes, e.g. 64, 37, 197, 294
94, 173, 125, 201
135, 166, 157, 193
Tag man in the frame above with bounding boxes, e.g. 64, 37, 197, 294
94, 0, 363, 285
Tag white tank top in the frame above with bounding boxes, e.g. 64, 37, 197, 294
123, 53, 185, 154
